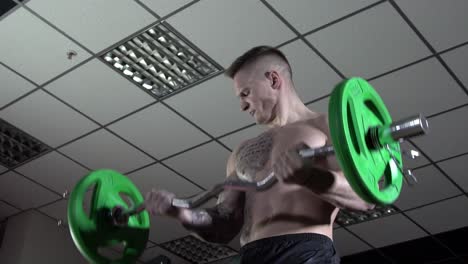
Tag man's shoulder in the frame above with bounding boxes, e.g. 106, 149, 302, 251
296, 112, 328, 130
295, 113, 331, 144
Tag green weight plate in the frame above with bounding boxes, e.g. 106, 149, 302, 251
68, 169, 150, 264
329, 78, 403, 205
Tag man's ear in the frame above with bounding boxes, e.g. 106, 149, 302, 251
265, 71, 281, 90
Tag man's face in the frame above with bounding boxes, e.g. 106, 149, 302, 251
233, 69, 278, 125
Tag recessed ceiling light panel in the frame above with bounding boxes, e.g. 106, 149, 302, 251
102, 23, 222, 99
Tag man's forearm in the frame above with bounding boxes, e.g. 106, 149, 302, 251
177, 207, 241, 244
298, 167, 375, 211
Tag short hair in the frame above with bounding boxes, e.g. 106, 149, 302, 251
225, 46, 292, 79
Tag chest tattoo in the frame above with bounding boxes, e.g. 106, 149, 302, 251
235, 131, 274, 181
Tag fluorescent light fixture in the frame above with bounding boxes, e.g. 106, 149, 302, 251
102, 22, 222, 99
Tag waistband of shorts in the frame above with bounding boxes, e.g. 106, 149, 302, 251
240, 233, 333, 252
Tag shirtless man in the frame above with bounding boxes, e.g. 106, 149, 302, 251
145, 46, 375, 263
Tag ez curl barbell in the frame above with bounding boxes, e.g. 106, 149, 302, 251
67, 77, 429, 264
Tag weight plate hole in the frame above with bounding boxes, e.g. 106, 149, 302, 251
378, 164, 392, 191
83, 184, 96, 218
364, 99, 385, 124
347, 103, 361, 155
119, 192, 134, 209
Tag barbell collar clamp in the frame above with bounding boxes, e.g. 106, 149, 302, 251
374, 114, 429, 148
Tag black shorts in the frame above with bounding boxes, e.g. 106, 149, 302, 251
239, 233, 341, 264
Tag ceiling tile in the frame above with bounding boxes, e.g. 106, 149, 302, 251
15, 151, 89, 194
148, 216, 190, 244
59, 129, 154, 173
27, 0, 156, 52
0, 201, 20, 220
280, 40, 342, 103
406, 196, 468, 235
45, 59, 155, 125
164, 142, 231, 189
0, 90, 99, 148
438, 154, 468, 192
442, 44, 468, 90
434, 227, 468, 258
307, 96, 329, 114
340, 250, 393, 264
268, 0, 379, 34
41, 189, 96, 226
140, 245, 191, 264
347, 213, 426, 248
411, 106, 468, 161
0, 171, 60, 210
379, 235, 454, 264
399, 141, 431, 169
0, 8, 91, 85
127, 164, 208, 244
394, 165, 462, 211
333, 228, 372, 256
369, 58, 468, 120
39, 199, 68, 224
139, 0, 191, 18
306, 2, 431, 79
167, 0, 295, 67
395, 0, 468, 51
146, 241, 155, 249
127, 163, 202, 198
228, 233, 241, 251
0, 64, 36, 109
108, 103, 211, 160
165, 75, 253, 137
219, 125, 266, 150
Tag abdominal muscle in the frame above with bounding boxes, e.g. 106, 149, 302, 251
239, 175, 338, 246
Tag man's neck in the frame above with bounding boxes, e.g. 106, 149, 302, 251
267, 93, 318, 128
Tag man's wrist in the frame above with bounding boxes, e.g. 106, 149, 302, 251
176, 208, 190, 224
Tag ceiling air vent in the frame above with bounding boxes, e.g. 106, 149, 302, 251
336, 205, 399, 226
160, 235, 237, 264
0, 0, 25, 20
0, 119, 51, 169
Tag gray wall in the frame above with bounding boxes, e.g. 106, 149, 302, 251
0, 211, 29, 264
0, 210, 86, 264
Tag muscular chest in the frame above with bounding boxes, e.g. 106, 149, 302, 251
234, 120, 327, 182
235, 130, 274, 181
